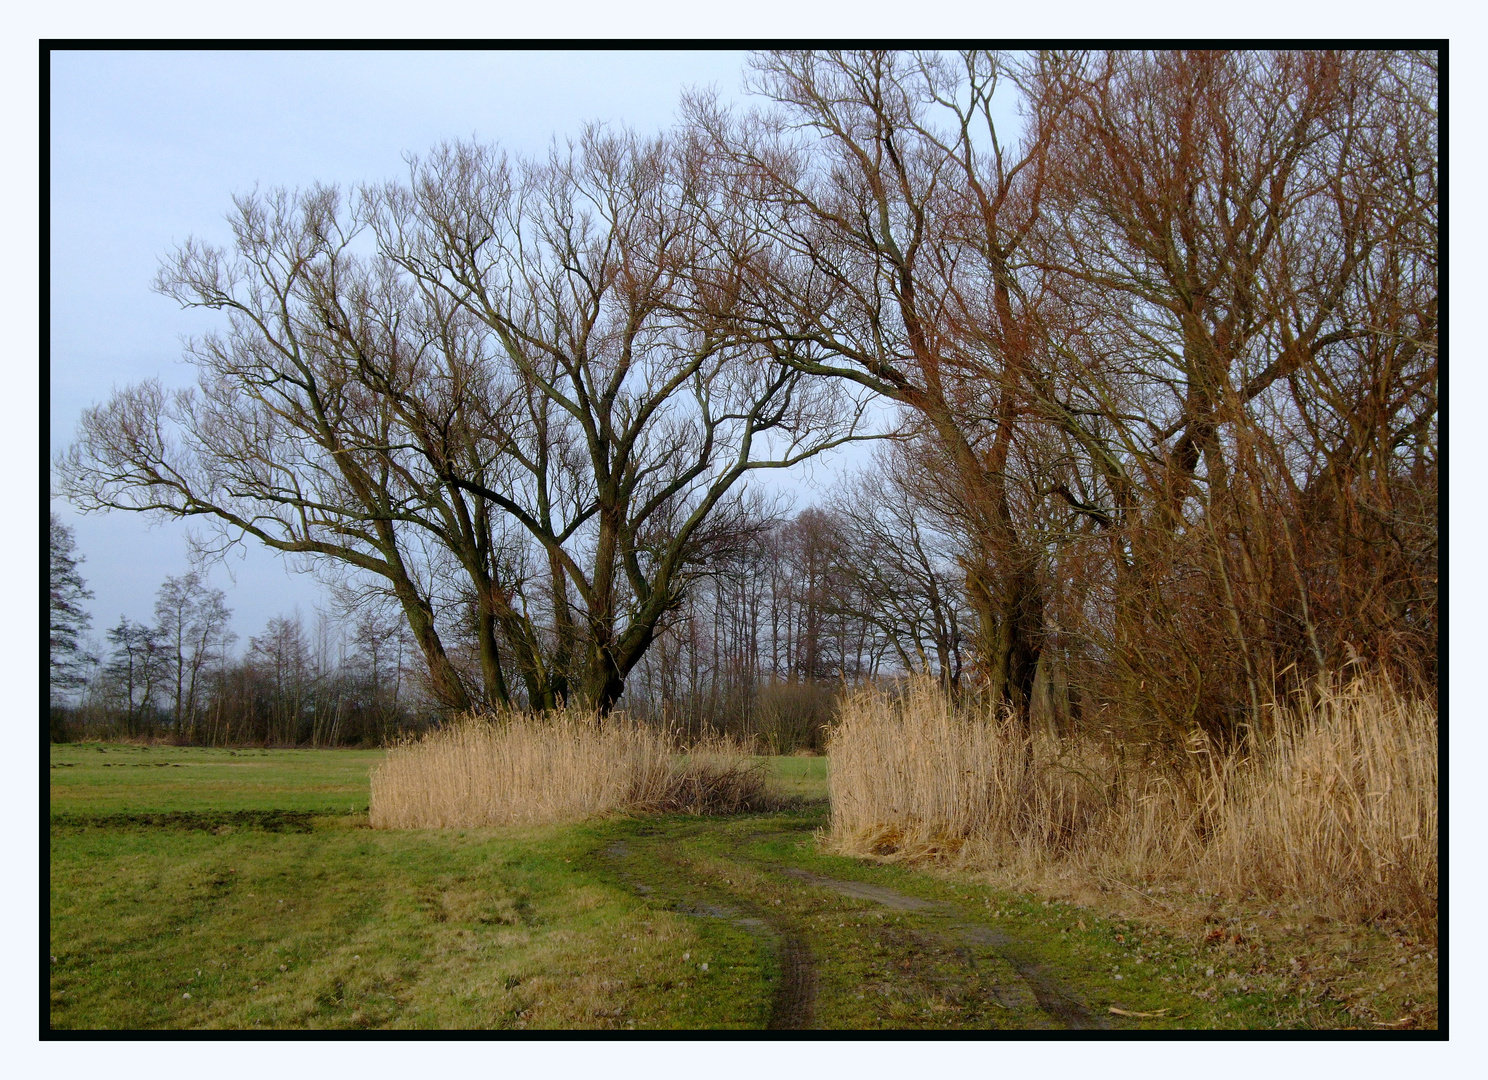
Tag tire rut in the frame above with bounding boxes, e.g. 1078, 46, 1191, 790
605, 823, 1108, 1031
603, 838, 816, 1029
771, 865, 1109, 1030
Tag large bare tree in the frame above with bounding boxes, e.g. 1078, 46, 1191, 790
60, 127, 867, 714
683, 47, 1435, 741
60, 186, 481, 711
682, 49, 1081, 721
1022, 49, 1438, 737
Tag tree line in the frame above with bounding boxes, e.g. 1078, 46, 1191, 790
56, 50, 1436, 755
49, 488, 960, 748
50, 515, 421, 745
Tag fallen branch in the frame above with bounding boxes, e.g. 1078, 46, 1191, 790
1109, 1006, 1185, 1019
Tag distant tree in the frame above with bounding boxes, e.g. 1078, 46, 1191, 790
825, 446, 968, 688
102, 616, 169, 736
152, 572, 236, 741
249, 615, 315, 745
775, 508, 846, 681
49, 513, 96, 700
348, 605, 410, 743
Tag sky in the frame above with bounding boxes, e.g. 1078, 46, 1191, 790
50, 49, 798, 652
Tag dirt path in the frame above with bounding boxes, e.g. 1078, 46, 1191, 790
605, 837, 816, 1028
775, 867, 1109, 1029
602, 817, 1108, 1030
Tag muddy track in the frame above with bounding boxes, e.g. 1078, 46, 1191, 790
604, 837, 816, 1028
743, 914, 816, 1030
604, 819, 1108, 1031
775, 866, 1108, 1029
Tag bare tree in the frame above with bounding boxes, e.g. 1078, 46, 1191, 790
58, 185, 478, 712
101, 616, 169, 737
687, 48, 1435, 746
58, 50, 1434, 745
60, 125, 870, 716
1021, 49, 1438, 737
824, 443, 968, 687
348, 604, 411, 743
684, 49, 1081, 721
248, 614, 313, 745
360, 130, 870, 711
152, 572, 236, 742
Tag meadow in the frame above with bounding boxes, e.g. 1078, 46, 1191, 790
49, 740, 1434, 1031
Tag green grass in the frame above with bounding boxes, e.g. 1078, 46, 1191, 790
754, 752, 828, 801
50, 743, 383, 816
51, 811, 774, 1030
49, 742, 1428, 1031
48, 743, 791, 1030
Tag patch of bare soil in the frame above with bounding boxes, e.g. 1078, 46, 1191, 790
49, 810, 318, 833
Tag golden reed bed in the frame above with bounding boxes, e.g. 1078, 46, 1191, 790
826, 677, 1436, 934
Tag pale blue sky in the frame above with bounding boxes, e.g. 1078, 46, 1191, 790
51, 49, 773, 648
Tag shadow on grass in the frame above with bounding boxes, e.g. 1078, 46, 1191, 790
50, 809, 321, 833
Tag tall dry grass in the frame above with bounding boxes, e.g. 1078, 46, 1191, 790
827, 677, 1436, 933
370, 705, 767, 829
1200, 681, 1437, 926
827, 682, 1107, 859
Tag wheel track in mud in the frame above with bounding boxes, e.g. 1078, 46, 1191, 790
772, 865, 1107, 1029
603, 818, 1108, 1031
604, 837, 816, 1029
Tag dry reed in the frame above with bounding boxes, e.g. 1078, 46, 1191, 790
1200, 680, 1437, 925
826, 676, 1436, 932
369, 705, 767, 829
827, 682, 1106, 859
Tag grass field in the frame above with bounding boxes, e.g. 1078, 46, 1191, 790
48, 742, 1433, 1031
50, 743, 384, 815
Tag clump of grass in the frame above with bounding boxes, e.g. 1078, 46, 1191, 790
826, 676, 1436, 936
369, 705, 769, 829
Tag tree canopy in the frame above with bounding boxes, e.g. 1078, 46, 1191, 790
60, 50, 1436, 736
